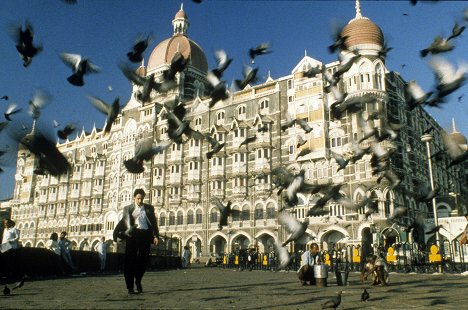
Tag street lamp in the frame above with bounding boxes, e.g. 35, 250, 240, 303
421, 134, 442, 267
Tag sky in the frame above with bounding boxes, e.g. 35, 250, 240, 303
0, 0, 467, 200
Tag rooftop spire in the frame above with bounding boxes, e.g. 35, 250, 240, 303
173, 3, 189, 35
355, 0, 362, 18
452, 118, 458, 133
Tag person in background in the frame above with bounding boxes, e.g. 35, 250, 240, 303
298, 243, 322, 285
1, 219, 20, 252
59, 231, 77, 272
95, 236, 107, 272
182, 245, 191, 268
46, 232, 64, 275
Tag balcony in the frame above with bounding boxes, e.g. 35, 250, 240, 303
254, 159, 270, 171
80, 205, 90, 213
95, 167, 105, 176
39, 195, 48, 203
81, 188, 92, 197
49, 177, 58, 185
58, 193, 68, 201
187, 171, 201, 181
83, 170, 93, 179
255, 183, 270, 193
232, 163, 247, 174
187, 148, 201, 159
211, 189, 224, 197
168, 174, 182, 184
210, 167, 224, 177
232, 187, 247, 195
187, 192, 200, 201
154, 178, 164, 187
169, 151, 183, 163
72, 173, 81, 181
71, 190, 80, 199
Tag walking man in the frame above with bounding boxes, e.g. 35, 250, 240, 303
117, 188, 159, 295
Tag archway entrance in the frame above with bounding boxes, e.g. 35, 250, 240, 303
209, 235, 227, 256
321, 230, 346, 251
232, 234, 250, 251
381, 227, 400, 248
256, 233, 275, 253
186, 236, 202, 259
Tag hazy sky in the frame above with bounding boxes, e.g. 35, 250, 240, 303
1, 0, 467, 200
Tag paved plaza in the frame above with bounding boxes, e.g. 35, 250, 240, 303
1, 265, 467, 309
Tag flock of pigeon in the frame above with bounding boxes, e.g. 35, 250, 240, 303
1, 2, 467, 246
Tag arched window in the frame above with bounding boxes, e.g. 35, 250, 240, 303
375, 63, 384, 90
237, 105, 246, 119
241, 205, 250, 221
196, 209, 203, 224
177, 211, 184, 225
254, 203, 264, 220
210, 208, 218, 223
169, 212, 175, 226
187, 210, 194, 224
159, 213, 166, 226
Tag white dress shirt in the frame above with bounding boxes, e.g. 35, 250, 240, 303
132, 204, 149, 230
2, 227, 20, 249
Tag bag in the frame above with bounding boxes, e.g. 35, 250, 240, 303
113, 218, 129, 242
1, 242, 12, 253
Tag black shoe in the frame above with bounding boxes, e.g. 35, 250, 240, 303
136, 282, 143, 293
128, 289, 137, 295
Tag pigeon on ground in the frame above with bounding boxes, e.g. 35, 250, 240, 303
3, 285, 10, 296
12, 276, 26, 290
87, 96, 120, 134
249, 42, 271, 63
60, 53, 101, 86
322, 291, 342, 309
127, 33, 153, 63
279, 212, 309, 247
361, 288, 370, 301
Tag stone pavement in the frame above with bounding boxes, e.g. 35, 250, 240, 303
1, 264, 466, 309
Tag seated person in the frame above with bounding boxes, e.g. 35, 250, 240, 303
298, 243, 322, 285
361, 255, 389, 286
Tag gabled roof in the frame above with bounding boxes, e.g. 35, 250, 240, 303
291, 55, 323, 75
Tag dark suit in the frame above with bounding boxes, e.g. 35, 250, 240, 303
117, 203, 159, 291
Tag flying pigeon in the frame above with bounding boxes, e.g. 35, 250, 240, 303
9, 20, 42, 67
87, 96, 120, 134
127, 33, 153, 63
60, 53, 101, 86
249, 42, 271, 63
279, 212, 309, 247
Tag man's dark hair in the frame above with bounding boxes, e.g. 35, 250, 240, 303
310, 243, 319, 250
133, 188, 146, 197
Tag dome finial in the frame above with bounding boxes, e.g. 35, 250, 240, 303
304, 49, 307, 57
355, 0, 362, 18
173, 3, 189, 35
